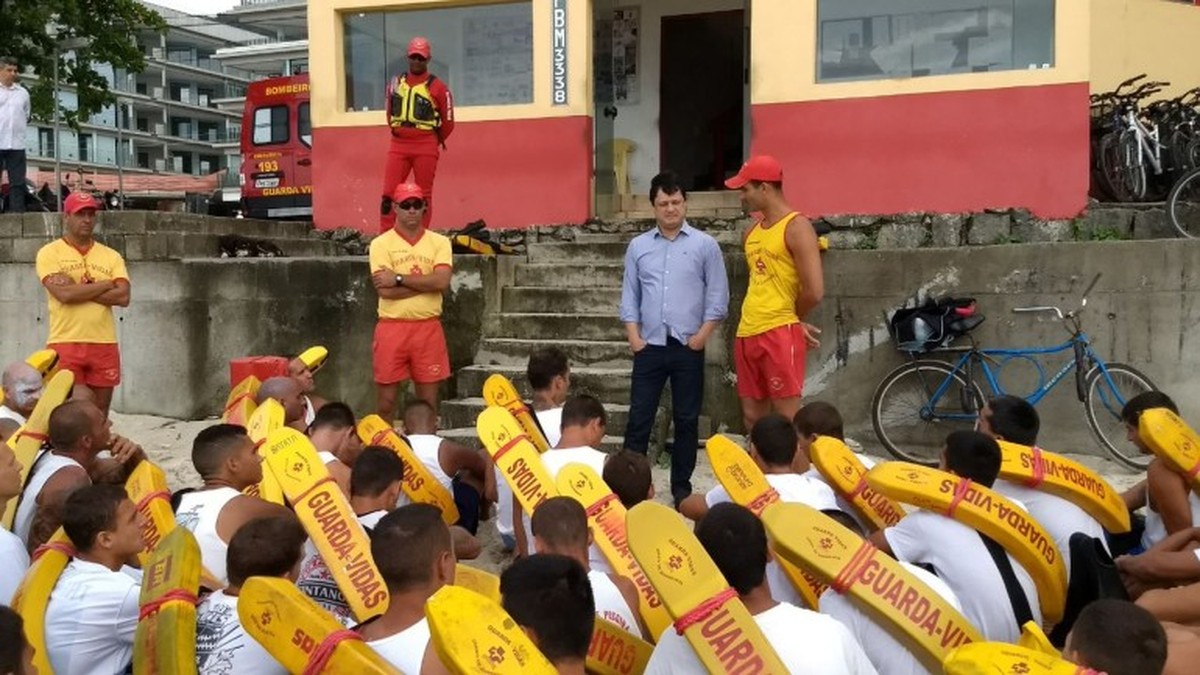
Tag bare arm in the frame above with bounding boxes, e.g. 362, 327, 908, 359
785, 216, 824, 320
611, 573, 650, 638
439, 440, 488, 485
678, 494, 709, 522
1123, 479, 1148, 513
868, 528, 894, 556
512, 494, 529, 558
420, 641, 452, 675
28, 467, 91, 554
94, 279, 131, 307
42, 276, 117, 304
1149, 460, 1195, 537
216, 495, 297, 544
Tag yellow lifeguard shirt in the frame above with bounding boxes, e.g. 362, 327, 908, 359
369, 228, 453, 320
35, 238, 128, 344
737, 212, 802, 338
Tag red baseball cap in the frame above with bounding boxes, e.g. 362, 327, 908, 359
392, 183, 424, 202
724, 155, 784, 189
407, 37, 431, 59
64, 192, 102, 214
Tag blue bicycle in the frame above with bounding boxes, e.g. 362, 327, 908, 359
870, 275, 1158, 470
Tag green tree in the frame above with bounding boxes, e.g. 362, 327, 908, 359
0, 0, 166, 128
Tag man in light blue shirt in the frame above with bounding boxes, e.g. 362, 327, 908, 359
619, 171, 729, 506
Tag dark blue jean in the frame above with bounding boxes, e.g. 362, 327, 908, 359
623, 338, 705, 500
0, 150, 26, 213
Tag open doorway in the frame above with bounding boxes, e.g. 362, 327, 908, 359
660, 10, 745, 191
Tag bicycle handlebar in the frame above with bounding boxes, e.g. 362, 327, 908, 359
1011, 274, 1102, 323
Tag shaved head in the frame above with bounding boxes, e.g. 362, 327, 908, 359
2, 361, 42, 415
257, 376, 305, 425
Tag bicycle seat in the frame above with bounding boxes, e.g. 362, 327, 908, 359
949, 314, 985, 335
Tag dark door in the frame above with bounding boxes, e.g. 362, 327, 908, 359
660, 10, 745, 191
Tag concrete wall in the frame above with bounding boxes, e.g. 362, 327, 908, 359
707, 240, 1200, 454
0, 255, 493, 419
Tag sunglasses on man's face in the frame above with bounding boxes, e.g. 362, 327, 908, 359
408, 55, 427, 62
396, 199, 425, 211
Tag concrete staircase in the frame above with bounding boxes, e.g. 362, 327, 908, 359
439, 191, 747, 456
440, 237, 641, 452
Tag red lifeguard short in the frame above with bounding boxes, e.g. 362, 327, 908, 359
733, 323, 807, 400
50, 342, 122, 388
372, 318, 450, 385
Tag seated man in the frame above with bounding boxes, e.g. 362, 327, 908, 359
308, 402, 364, 497
45, 484, 146, 675
359, 504, 454, 674
602, 449, 654, 510
793, 401, 879, 532
679, 413, 839, 605
298, 446, 407, 622
495, 347, 572, 553
979, 395, 1110, 574
644, 503, 876, 674
288, 353, 329, 429
15, 399, 144, 553
514, 395, 610, 562
0, 360, 42, 425
819, 510, 961, 675
500, 554, 594, 675
1123, 392, 1200, 553
1064, 599, 1167, 675
0, 443, 29, 606
401, 399, 494, 536
175, 424, 296, 587
869, 430, 1042, 643
255, 376, 306, 429
531, 496, 644, 638
196, 516, 307, 675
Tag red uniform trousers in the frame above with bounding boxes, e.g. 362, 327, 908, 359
381, 132, 439, 232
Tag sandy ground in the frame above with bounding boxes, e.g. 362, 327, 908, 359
112, 412, 1147, 576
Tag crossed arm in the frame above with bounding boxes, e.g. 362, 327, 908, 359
43, 274, 130, 307
371, 266, 451, 300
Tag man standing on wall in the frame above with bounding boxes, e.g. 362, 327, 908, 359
0, 56, 30, 213
725, 155, 824, 433
370, 183, 453, 422
619, 171, 728, 507
35, 193, 130, 417
380, 37, 455, 233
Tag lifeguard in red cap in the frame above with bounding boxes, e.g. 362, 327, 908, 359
724, 155, 824, 432
380, 36, 455, 232
370, 183, 453, 421
34, 192, 130, 417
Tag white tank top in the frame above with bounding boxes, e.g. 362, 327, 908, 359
589, 570, 643, 639
303, 396, 317, 426
1143, 489, 1200, 550
407, 434, 453, 493
14, 451, 84, 546
175, 487, 242, 586
367, 617, 432, 673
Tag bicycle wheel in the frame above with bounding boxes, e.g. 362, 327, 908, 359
1099, 131, 1147, 202
1083, 362, 1158, 470
871, 359, 985, 466
1168, 167, 1200, 239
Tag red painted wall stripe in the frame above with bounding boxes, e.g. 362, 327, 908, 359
748, 83, 1090, 219
312, 116, 593, 232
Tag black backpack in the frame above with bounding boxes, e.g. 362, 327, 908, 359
888, 297, 983, 353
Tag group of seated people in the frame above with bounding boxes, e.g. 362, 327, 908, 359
1, 346, 1199, 675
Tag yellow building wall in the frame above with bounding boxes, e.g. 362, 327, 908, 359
307, 0, 593, 129
1090, 0, 1200, 98
749, 0, 1090, 105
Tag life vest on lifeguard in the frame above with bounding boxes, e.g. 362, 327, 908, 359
388, 74, 441, 133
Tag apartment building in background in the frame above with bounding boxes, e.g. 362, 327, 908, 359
19, 1, 292, 199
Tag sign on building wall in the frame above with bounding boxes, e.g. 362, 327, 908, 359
613, 7, 639, 104
551, 0, 568, 105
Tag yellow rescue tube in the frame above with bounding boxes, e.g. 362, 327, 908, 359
866, 462, 1067, 623
996, 440, 1130, 533
809, 436, 905, 529
943, 642, 1097, 674
1139, 408, 1200, 496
